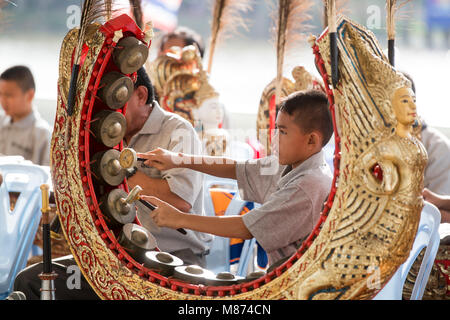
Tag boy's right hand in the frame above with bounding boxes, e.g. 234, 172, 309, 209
137, 148, 185, 171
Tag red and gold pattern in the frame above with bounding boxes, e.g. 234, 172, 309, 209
51, 14, 426, 300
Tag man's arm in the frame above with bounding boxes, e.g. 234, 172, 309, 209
128, 171, 192, 212
142, 195, 253, 239
137, 148, 237, 180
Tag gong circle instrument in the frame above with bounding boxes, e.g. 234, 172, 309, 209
51, 13, 432, 300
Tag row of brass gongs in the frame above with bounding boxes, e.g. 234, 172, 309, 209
93, 148, 268, 286
117, 221, 268, 285
88, 35, 268, 287
90, 36, 149, 150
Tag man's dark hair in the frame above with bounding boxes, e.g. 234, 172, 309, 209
0, 65, 35, 92
400, 71, 416, 94
135, 67, 155, 105
159, 26, 205, 58
279, 90, 333, 147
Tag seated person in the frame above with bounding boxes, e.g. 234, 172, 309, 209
0, 66, 52, 166
139, 90, 333, 266
401, 71, 450, 195
156, 26, 231, 130
158, 26, 205, 59
13, 67, 211, 300
423, 188, 450, 224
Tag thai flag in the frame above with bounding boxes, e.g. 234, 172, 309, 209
141, 0, 183, 31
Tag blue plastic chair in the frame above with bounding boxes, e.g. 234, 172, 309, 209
373, 201, 441, 300
203, 175, 265, 276
0, 163, 49, 299
204, 176, 242, 273
236, 238, 257, 277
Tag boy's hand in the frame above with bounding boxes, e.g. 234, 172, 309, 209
137, 148, 185, 171
142, 195, 185, 229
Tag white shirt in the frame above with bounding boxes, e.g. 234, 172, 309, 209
0, 108, 52, 166
126, 101, 212, 255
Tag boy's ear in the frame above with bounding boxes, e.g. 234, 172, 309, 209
25, 89, 35, 104
308, 132, 322, 148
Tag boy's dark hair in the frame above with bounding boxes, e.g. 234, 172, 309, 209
135, 67, 155, 105
0, 65, 35, 92
279, 90, 333, 147
159, 26, 205, 58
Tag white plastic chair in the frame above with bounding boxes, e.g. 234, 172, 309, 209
373, 201, 441, 300
0, 163, 49, 299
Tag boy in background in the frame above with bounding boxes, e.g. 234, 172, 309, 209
0, 66, 51, 166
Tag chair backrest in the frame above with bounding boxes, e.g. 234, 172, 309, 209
203, 176, 241, 274
0, 163, 49, 299
236, 238, 256, 277
373, 201, 441, 300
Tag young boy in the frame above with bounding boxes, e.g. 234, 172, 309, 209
138, 90, 334, 266
0, 66, 52, 165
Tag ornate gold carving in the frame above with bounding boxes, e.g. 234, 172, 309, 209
51, 16, 428, 300
291, 17, 427, 299
149, 45, 218, 125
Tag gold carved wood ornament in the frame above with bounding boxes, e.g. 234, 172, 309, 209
51, 15, 426, 299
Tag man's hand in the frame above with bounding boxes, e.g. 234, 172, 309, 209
142, 195, 185, 229
137, 148, 187, 171
423, 188, 450, 210
423, 188, 450, 223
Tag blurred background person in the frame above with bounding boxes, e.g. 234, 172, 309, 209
0, 65, 51, 166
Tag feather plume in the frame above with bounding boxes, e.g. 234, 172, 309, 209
74, 0, 110, 64
386, 0, 411, 40
67, 0, 110, 118
207, 0, 253, 74
273, 0, 313, 104
105, 0, 113, 21
129, 0, 143, 29
323, 0, 337, 31
323, 0, 348, 28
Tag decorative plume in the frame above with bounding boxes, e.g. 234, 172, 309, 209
129, 0, 143, 29
386, 0, 411, 66
386, 0, 411, 40
323, 0, 339, 87
323, 0, 348, 28
273, 0, 313, 104
74, 0, 110, 65
207, 0, 253, 74
66, 0, 110, 118
105, 0, 113, 21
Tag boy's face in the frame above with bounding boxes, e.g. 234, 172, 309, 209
274, 110, 321, 168
0, 80, 34, 119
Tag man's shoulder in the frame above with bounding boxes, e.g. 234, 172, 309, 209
161, 110, 197, 135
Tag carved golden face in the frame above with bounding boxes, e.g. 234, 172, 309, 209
392, 87, 417, 127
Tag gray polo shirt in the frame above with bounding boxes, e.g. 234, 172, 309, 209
126, 102, 211, 255
236, 151, 332, 265
0, 108, 52, 166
